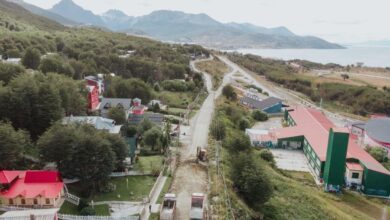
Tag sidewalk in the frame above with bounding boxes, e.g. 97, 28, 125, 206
141, 176, 167, 220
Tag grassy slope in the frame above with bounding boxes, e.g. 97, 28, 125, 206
195, 57, 229, 89
209, 97, 388, 220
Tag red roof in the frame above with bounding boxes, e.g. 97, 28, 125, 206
0, 170, 64, 199
346, 162, 364, 171
0, 171, 22, 184
277, 106, 390, 175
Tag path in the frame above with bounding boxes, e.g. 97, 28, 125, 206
169, 56, 235, 220
383, 205, 389, 220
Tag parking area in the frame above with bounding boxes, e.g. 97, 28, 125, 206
252, 117, 283, 130
269, 149, 310, 172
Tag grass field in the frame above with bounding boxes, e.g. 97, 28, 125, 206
195, 57, 230, 89
134, 155, 164, 174
59, 201, 110, 216
157, 91, 196, 109
67, 176, 156, 202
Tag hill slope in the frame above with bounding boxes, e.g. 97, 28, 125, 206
7, 0, 78, 26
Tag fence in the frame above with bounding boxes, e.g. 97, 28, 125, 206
58, 214, 139, 220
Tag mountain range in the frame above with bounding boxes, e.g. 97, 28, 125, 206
10, 0, 343, 49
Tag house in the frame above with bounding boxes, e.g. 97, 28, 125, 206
85, 75, 104, 95
99, 98, 132, 119
0, 208, 59, 220
0, 170, 64, 208
62, 116, 122, 134
240, 96, 283, 114
254, 106, 390, 196
87, 85, 100, 111
130, 98, 147, 115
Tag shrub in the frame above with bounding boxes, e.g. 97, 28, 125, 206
260, 149, 274, 163
238, 117, 250, 130
222, 85, 237, 100
223, 133, 251, 152
80, 206, 96, 216
252, 110, 268, 121
78, 198, 89, 211
231, 153, 273, 205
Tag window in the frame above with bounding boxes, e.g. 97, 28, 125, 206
21, 199, 25, 205
9, 199, 13, 205
103, 103, 111, 109
34, 199, 38, 205
46, 198, 50, 205
352, 172, 360, 179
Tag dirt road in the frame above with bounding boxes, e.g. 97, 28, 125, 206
171, 57, 234, 219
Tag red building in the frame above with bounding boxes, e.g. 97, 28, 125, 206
0, 170, 64, 208
87, 85, 100, 111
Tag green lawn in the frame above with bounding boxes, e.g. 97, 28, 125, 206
67, 176, 156, 202
134, 155, 164, 174
149, 213, 159, 220
59, 201, 110, 216
156, 176, 173, 204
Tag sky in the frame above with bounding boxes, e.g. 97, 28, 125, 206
23, 0, 390, 44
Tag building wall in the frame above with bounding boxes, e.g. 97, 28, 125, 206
362, 167, 390, 197
302, 137, 324, 179
1, 192, 62, 207
345, 168, 363, 186
264, 103, 282, 114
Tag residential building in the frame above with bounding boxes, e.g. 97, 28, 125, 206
87, 85, 100, 111
2, 58, 21, 65
250, 106, 390, 196
85, 75, 104, 95
99, 98, 132, 119
62, 116, 122, 134
0, 171, 64, 208
240, 96, 283, 114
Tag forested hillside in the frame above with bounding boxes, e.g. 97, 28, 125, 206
0, 0, 208, 168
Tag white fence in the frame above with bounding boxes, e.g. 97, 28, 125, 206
65, 193, 80, 206
58, 214, 139, 220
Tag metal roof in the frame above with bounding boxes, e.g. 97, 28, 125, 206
365, 118, 390, 144
276, 106, 390, 175
241, 96, 283, 111
99, 98, 132, 111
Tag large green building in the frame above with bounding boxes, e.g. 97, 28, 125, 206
264, 106, 390, 196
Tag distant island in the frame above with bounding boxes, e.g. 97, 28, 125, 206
12, 0, 343, 49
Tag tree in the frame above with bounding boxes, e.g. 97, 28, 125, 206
38, 124, 115, 193
107, 107, 126, 125
252, 110, 268, 121
238, 117, 250, 130
102, 133, 129, 171
222, 85, 237, 100
143, 127, 162, 151
0, 122, 30, 169
137, 118, 154, 135
341, 74, 349, 81
124, 125, 138, 137
151, 103, 160, 113
0, 63, 25, 84
366, 146, 388, 163
22, 48, 41, 69
39, 57, 61, 73
231, 153, 273, 205
223, 133, 251, 152
210, 118, 226, 141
